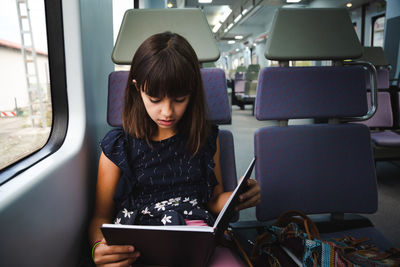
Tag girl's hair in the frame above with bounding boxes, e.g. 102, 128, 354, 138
122, 32, 210, 155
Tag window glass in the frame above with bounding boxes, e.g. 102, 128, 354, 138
251, 53, 258, 65
0, 1, 51, 170
113, 0, 133, 71
372, 16, 385, 47
232, 58, 239, 70
293, 61, 312, 67
269, 60, 279, 67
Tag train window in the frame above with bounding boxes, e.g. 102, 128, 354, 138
0, 0, 68, 184
293, 61, 312, 67
0, 1, 51, 171
372, 15, 385, 47
232, 58, 239, 70
113, 0, 132, 71
251, 53, 258, 64
269, 60, 280, 67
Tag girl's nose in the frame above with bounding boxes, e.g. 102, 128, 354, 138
161, 100, 173, 116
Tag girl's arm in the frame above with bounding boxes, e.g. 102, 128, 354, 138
88, 152, 140, 266
207, 137, 261, 215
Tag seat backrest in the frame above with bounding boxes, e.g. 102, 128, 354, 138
360, 47, 390, 90
358, 47, 392, 128
107, 68, 238, 202
254, 7, 377, 222
365, 69, 390, 90
246, 64, 260, 82
234, 80, 246, 94
254, 67, 377, 221
362, 92, 393, 128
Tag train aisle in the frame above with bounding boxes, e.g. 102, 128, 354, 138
222, 105, 400, 247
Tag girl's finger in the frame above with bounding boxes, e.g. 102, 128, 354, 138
100, 255, 139, 267
236, 194, 260, 211
96, 251, 140, 265
239, 180, 260, 202
102, 244, 135, 255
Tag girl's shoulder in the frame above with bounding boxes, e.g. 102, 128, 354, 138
100, 128, 146, 159
101, 127, 131, 147
101, 127, 144, 144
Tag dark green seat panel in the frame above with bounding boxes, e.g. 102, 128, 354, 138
112, 8, 220, 64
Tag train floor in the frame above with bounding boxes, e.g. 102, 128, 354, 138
221, 105, 400, 247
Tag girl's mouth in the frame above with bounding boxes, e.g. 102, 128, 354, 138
158, 119, 175, 126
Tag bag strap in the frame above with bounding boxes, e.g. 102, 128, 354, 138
225, 230, 254, 267
274, 210, 320, 239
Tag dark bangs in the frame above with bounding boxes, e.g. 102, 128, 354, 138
136, 45, 198, 98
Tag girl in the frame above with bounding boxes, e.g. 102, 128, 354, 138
89, 32, 261, 266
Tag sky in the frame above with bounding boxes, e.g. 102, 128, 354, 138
0, 0, 48, 52
0, 0, 135, 51
113, 0, 134, 43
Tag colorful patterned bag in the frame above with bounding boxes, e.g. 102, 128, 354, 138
229, 210, 400, 267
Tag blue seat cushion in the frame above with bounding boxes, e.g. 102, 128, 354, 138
371, 131, 400, 147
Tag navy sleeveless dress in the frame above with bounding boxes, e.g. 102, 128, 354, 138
100, 125, 219, 226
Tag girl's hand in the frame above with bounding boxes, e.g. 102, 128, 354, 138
93, 239, 140, 267
236, 178, 261, 211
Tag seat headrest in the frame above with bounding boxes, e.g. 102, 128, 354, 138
254, 66, 368, 120
112, 8, 219, 64
107, 68, 231, 127
265, 8, 362, 60
358, 47, 389, 67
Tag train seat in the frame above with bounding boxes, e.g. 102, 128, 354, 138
362, 91, 393, 129
361, 47, 390, 90
232, 70, 254, 111
252, 7, 394, 251
363, 90, 400, 147
254, 66, 393, 250
358, 47, 400, 157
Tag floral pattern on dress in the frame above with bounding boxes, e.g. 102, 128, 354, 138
114, 197, 215, 226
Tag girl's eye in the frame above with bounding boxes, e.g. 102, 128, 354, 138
174, 97, 186, 103
149, 98, 161, 103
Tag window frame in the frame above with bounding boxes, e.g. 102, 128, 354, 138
0, 0, 68, 185
371, 14, 385, 47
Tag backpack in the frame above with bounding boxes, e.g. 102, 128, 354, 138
227, 210, 400, 267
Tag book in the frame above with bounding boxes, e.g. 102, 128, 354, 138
101, 157, 256, 267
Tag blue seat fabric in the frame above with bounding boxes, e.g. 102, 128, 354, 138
365, 68, 390, 90
254, 124, 377, 221
255, 66, 367, 120
371, 131, 400, 147
362, 92, 393, 128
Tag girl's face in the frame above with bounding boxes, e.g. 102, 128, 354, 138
140, 90, 190, 136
